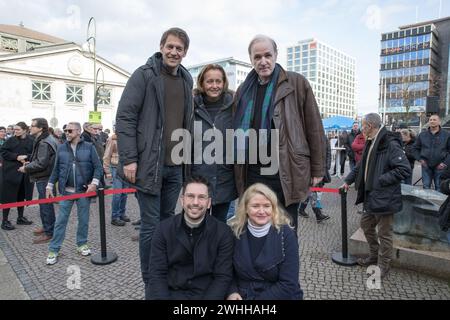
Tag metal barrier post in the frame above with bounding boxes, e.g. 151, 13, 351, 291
91, 188, 118, 265
331, 188, 357, 266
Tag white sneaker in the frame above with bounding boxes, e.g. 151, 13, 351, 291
77, 244, 91, 256
46, 252, 58, 265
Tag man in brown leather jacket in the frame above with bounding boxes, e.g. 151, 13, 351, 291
233, 35, 326, 232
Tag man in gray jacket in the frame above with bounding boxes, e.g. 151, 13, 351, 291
19, 118, 58, 244
115, 27, 193, 298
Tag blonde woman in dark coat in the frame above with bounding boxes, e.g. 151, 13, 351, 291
227, 183, 303, 300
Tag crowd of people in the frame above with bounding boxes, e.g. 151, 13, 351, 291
1, 27, 449, 301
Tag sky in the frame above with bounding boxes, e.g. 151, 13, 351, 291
0, 0, 447, 115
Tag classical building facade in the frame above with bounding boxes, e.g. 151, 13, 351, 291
0, 25, 130, 130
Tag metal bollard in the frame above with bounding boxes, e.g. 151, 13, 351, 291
331, 188, 357, 266
91, 188, 118, 265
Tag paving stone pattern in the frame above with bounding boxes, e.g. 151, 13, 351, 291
0, 170, 449, 300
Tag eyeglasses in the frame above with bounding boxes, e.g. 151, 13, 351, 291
64, 129, 75, 134
183, 194, 209, 202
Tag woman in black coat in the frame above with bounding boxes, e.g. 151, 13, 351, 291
0, 122, 34, 230
190, 64, 237, 222
227, 183, 303, 300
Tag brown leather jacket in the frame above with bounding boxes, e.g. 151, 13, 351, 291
103, 134, 119, 175
234, 68, 325, 206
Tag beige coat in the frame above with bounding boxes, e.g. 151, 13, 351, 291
234, 68, 326, 206
103, 134, 119, 175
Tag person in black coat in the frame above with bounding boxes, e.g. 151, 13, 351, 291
116, 29, 194, 297
0, 122, 34, 230
227, 183, 303, 300
343, 113, 411, 279
148, 175, 234, 300
400, 129, 416, 185
190, 64, 237, 223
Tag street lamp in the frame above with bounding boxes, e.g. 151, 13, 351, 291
84, 17, 100, 112
94, 67, 107, 111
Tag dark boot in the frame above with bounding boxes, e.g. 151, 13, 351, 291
16, 216, 33, 225
357, 256, 378, 267
313, 208, 330, 223
1, 220, 15, 231
111, 219, 126, 226
298, 203, 309, 218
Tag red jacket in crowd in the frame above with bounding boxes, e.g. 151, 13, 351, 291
351, 133, 366, 163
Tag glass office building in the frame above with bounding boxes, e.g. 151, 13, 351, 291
379, 17, 450, 124
286, 39, 356, 119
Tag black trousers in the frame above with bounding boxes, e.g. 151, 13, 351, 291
211, 202, 231, 223
2, 176, 26, 221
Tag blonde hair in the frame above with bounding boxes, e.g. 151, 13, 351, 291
230, 183, 292, 238
196, 64, 229, 94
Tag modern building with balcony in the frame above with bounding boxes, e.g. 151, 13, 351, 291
379, 17, 450, 126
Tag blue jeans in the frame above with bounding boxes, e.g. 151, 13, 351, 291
226, 200, 236, 220
422, 165, 443, 192
111, 167, 128, 220
36, 180, 55, 237
137, 165, 182, 292
48, 196, 91, 253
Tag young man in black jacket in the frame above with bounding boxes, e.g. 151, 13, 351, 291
19, 118, 57, 243
342, 113, 411, 279
148, 176, 234, 300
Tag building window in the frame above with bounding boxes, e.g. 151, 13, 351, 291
66, 85, 83, 103
97, 88, 111, 105
26, 41, 40, 51
1, 36, 18, 52
32, 81, 51, 101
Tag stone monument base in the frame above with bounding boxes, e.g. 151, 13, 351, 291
349, 228, 450, 279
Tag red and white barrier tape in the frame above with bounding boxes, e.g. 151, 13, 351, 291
0, 187, 340, 209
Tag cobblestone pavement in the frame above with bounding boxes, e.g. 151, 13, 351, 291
0, 169, 449, 300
